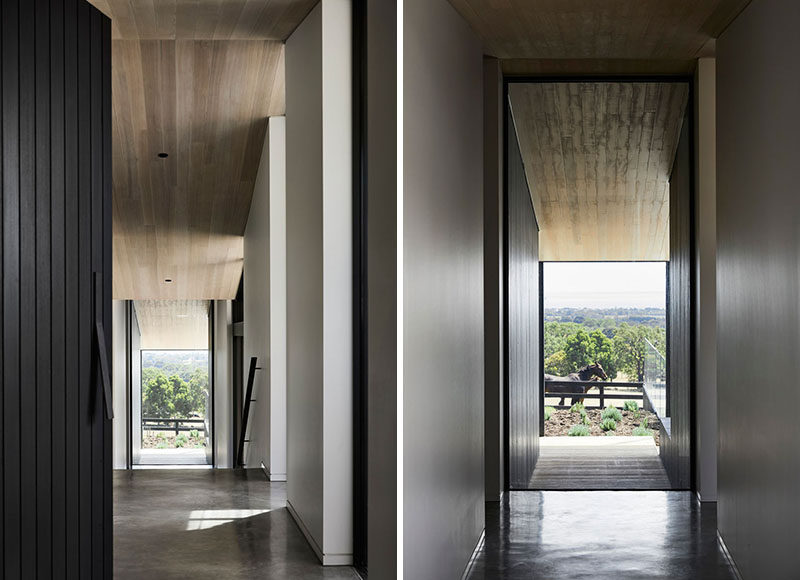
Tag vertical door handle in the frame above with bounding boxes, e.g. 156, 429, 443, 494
95, 321, 114, 420
94, 271, 114, 420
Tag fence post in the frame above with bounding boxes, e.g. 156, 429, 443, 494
599, 385, 604, 409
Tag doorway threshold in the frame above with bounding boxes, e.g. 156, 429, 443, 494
135, 448, 211, 469
529, 436, 671, 490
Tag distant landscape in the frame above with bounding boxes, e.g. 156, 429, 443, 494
544, 307, 666, 382
545, 307, 666, 328
141, 350, 209, 420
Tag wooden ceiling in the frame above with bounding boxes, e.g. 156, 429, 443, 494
509, 82, 689, 261
89, 0, 318, 40
134, 300, 211, 349
86, 0, 311, 299
448, 0, 750, 72
111, 39, 285, 299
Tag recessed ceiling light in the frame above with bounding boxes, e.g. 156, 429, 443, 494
157, 152, 169, 158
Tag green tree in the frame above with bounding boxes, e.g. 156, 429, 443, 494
142, 373, 175, 418
613, 323, 666, 381
187, 368, 209, 417
564, 329, 617, 379
544, 350, 571, 376
170, 374, 194, 418
544, 321, 584, 358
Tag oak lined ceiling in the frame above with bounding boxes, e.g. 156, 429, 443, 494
89, 0, 318, 40
111, 39, 285, 299
448, 0, 751, 72
85, 0, 310, 299
509, 82, 689, 261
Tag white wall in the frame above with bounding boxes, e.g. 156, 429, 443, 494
269, 119, 288, 479
214, 301, 234, 468
694, 57, 717, 502
285, 0, 353, 565
243, 117, 287, 479
112, 300, 128, 469
404, 0, 485, 578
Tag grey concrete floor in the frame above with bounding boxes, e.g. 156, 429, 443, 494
466, 491, 736, 580
114, 469, 359, 580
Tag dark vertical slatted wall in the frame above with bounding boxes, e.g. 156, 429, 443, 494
506, 107, 541, 489
664, 115, 692, 489
1, 0, 112, 576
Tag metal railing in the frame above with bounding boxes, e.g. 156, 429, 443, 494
643, 338, 667, 419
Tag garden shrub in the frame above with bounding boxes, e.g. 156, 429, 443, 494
190, 429, 200, 438
601, 418, 617, 431
632, 426, 654, 437
601, 406, 623, 422
582, 415, 591, 426
568, 424, 590, 437
569, 402, 587, 417
623, 400, 638, 412
175, 433, 189, 448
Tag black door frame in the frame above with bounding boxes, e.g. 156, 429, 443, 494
502, 75, 696, 493
127, 301, 216, 467
352, 0, 368, 574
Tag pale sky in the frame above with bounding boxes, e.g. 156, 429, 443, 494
544, 262, 667, 309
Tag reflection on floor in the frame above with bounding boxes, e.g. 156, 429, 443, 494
138, 448, 209, 466
114, 470, 359, 580
466, 491, 735, 580
530, 436, 671, 490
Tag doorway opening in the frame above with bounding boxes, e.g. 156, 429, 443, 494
538, 261, 670, 489
130, 300, 214, 467
504, 78, 693, 492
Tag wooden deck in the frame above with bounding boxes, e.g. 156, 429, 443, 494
137, 448, 209, 467
528, 437, 672, 490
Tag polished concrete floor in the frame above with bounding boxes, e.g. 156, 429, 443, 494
466, 491, 736, 580
114, 470, 359, 580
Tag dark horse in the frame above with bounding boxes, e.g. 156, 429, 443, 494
544, 362, 609, 406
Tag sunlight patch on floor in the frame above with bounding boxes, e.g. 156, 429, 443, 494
186, 509, 273, 530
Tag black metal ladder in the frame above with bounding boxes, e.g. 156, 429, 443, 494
236, 356, 261, 467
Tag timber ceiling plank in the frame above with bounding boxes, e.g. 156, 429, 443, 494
88, 0, 307, 299
509, 82, 689, 262
112, 39, 285, 299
